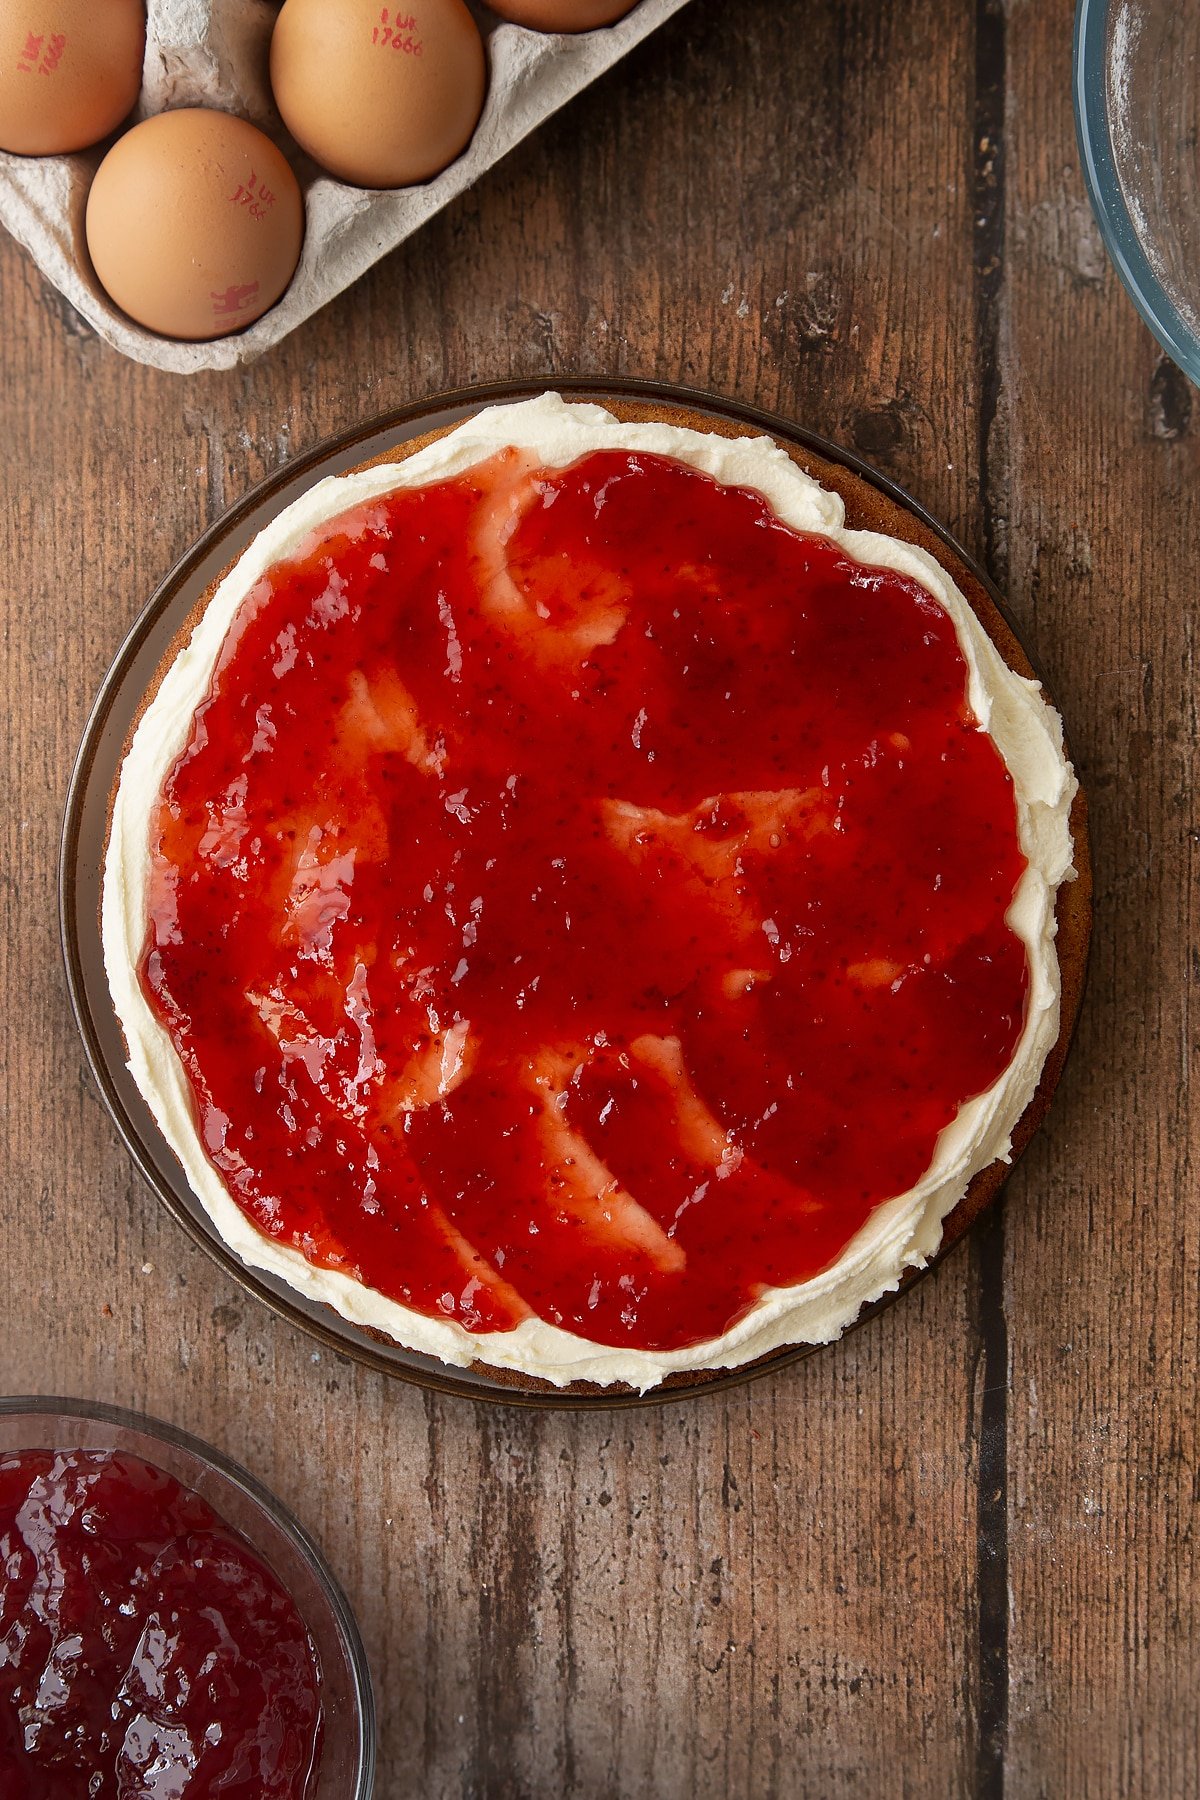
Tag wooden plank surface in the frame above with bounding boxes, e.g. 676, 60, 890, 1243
0, 1, 1195, 1794
1000, 6, 1200, 1799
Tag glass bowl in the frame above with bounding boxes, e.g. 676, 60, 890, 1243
1075, 0, 1200, 382
0, 1396, 375, 1799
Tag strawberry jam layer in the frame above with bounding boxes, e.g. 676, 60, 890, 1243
142, 447, 1029, 1353
0, 1449, 322, 1799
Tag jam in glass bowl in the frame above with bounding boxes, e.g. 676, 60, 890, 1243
0, 1397, 374, 1798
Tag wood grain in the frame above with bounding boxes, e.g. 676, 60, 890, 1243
998, 6, 1200, 1799
0, 0, 1192, 1794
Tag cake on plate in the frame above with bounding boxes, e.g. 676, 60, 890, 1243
102, 393, 1083, 1392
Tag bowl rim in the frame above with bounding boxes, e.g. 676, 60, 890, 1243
1073, 0, 1200, 383
58, 375, 1092, 1409
0, 1393, 376, 1799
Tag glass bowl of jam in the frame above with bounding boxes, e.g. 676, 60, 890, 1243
0, 1396, 375, 1799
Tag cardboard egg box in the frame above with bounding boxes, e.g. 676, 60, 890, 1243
0, 0, 690, 373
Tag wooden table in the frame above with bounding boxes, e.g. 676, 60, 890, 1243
2, 2, 1196, 1793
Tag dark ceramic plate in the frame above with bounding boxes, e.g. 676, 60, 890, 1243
59, 379, 1092, 1408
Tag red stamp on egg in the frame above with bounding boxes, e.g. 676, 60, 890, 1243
17, 30, 66, 75
372, 7, 423, 53
212, 280, 260, 321
228, 169, 277, 222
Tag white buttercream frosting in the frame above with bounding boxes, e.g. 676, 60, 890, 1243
103, 394, 1077, 1391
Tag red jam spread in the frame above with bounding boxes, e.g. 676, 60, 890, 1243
142, 446, 1029, 1352
0, 1448, 322, 1798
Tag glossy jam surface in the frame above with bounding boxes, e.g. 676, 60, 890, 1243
142, 448, 1029, 1352
0, 1448, 322, 1799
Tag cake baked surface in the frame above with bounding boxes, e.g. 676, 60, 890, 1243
103, 393, 1079, 1391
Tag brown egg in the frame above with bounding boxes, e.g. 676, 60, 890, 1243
0, 0, 144, 155
270, 0, 486, 189
85, 109, 304, 341
486, 0, 638, 28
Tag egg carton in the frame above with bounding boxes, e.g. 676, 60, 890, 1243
0, 0, 690, 373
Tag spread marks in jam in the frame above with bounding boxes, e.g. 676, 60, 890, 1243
0, 1449, 322, 1797
141, 448, 1029, 1353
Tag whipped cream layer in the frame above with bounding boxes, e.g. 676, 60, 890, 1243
103, 393, 1077, 1390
